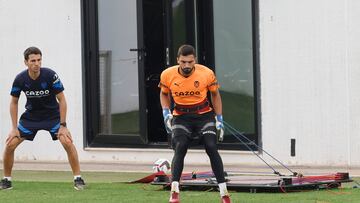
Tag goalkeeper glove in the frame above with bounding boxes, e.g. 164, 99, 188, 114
215, 115, 224, 142
163, 108, 173, 134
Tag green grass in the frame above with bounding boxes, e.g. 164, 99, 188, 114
1, 170, 360, 203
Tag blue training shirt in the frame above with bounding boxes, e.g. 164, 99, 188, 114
10, 67, 64, 116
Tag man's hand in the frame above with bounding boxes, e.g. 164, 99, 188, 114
162, 108, 173, 134
215, 115, 225, 142
6, 128, 20, 145
57, 125, 73, 143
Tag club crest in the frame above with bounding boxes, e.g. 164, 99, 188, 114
194, 81, 199, 88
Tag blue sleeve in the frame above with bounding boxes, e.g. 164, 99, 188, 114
10, 75, 22, 97
50, 70, 65, 94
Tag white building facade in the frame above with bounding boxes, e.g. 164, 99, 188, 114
0, 0, 359, 168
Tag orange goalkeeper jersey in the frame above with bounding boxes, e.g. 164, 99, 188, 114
159, 64, 219, 113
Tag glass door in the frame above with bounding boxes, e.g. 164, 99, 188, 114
98, 0, 147, 144
165, 0, 197, 64
163, 0, 259, 149
83, 0, 148, 147
213, 0, 258, 148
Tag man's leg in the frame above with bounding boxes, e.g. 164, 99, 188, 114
169, 133, 191, 203
57, 133, 86, 190
171, 135, 191, 182
3, 135, 24, 177
203, 133, 226, 183
58, 134, 80, 175
2, 134, 24, 189
203, 132, 231, 202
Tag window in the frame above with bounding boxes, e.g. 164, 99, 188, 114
213, 0, 259, 149
82, 0, 260, 150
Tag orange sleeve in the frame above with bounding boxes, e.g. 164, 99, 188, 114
207, 70, 219, 92
159, 71, 170, 94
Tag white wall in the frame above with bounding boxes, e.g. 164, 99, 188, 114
0, 0, 360, 168
260, 0, 360, 166
0, 0, 84, 161
346, 0, 360, 167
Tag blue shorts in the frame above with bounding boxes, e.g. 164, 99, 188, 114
18, 111, 60, 141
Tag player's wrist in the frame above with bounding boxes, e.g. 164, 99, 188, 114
216, 115, 223, 122
162, 108, 171, 117
60, 122, 67, 127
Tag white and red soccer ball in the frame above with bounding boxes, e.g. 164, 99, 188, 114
152, 158, 171, 174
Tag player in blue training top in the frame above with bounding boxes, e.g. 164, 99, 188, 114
0, 47, 86, 190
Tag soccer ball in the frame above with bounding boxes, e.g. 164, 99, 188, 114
152, 158, 171, 174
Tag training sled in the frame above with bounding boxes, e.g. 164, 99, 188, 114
132, 171, 352, 193
132, 122, 353, 193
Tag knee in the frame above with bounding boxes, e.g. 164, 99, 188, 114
5, 137, 21, 152
174, 142, 188, 152
205, 143, 218, 155
173, 144, 188, 159
5, 142, 18, 152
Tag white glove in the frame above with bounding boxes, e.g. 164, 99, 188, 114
163, 108, 173, 134
215, 115, 224, 142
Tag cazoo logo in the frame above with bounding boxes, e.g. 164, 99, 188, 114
25, 90, 50, 97
174, 91, 200, 97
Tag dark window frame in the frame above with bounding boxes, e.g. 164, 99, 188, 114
252, 0, 262, 151
82, 0, 150, 148
81, 0, 261, 150
81, 0, 99, 147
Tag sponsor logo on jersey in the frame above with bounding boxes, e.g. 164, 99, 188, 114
174, 91, 201, 97
25, 90, 50, 98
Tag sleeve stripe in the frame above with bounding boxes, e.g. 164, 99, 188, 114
11, 87, 21, 93
158, 82, 169, 89
208, 82, 218, 87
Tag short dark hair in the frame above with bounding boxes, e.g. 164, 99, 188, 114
177, 44, 196, 57
24, 47, 42, 60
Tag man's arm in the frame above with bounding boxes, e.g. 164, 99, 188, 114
56, 92, 67, 124
160, 91, 173, 134
210, 89, 225, 142
56, 92, 73, 142
210, 89, 223, 115
10, 96, 19, 130
6, 96, 21, 144
160, 91, 171, 109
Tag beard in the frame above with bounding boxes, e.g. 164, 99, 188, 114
182, 67, 193, 75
